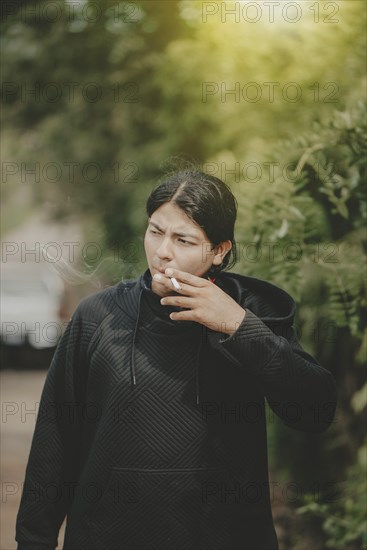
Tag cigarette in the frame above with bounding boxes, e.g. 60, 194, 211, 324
170, 277, 182, 291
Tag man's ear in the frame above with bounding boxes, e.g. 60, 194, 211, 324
212, 240, 232, 266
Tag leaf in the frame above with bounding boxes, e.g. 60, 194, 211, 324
288, 205, 306, 221
351, 383, 367, 413
277, 218, 289, 238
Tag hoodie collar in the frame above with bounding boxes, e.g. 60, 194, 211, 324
115, 269, 203, 403
114, 268, 296, 405
140, 268, 200, 329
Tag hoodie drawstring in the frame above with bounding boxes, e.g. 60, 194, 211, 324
130, 288, 144, 388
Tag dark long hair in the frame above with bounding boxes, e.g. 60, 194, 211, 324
146, 170, 238, 278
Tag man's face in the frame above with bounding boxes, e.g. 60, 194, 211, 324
144, 202, 230, 297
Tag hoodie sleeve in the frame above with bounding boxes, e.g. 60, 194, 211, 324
15, 305, 98, 550
217, 308, 338, 433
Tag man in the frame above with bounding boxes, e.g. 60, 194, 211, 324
16, 171, 337, 550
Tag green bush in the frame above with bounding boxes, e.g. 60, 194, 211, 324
297, 444, 367, 549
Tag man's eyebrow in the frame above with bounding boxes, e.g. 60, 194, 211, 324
149, 221, 200, 240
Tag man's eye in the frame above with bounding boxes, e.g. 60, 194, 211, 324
150, 230, 192, 245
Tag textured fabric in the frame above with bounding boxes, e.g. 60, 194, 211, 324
15, 268, 337, 550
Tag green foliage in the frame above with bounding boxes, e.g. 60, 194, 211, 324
296, 447, 367, 549
235, 102, 366, 548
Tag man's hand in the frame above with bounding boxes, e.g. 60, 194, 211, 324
153, 268, 246, 336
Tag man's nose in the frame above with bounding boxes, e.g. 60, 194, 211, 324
156, 237, 173, 259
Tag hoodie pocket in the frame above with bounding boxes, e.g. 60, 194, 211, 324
87, 466, 232, 550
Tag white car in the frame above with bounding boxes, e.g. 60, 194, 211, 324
0, 262, 65, 349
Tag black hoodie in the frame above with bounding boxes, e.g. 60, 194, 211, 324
15, 268, 337, 550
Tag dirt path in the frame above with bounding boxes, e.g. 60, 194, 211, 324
1, 369, 66, 550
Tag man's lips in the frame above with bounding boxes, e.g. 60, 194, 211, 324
153, 266, 168, 274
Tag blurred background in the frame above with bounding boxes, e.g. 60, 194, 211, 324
1, 1, 366, 548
